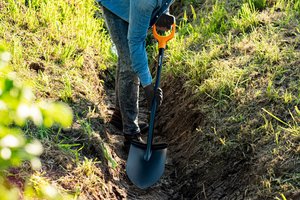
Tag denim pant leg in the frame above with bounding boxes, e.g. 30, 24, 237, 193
103, 7, 140, 135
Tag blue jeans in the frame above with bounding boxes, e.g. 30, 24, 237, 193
98, 0, 165, 86
103, 7, 140, 135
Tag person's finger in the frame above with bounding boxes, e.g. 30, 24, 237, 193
157, 88, 163, 105
156, 26, 169, 31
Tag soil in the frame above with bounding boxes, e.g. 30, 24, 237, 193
84, 81, 177, 200
63, 76, 253, 200
30, 75, 177, 199
5, 63, 298, 200
8, 67, 297, 200
35, 74, 252, 200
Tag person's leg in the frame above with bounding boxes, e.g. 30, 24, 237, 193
127, 0, 158, 87
102, 7, 140, 135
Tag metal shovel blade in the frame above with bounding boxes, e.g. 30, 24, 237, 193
126, 141, 167, 189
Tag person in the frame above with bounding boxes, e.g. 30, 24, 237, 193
97, 0, 174, 150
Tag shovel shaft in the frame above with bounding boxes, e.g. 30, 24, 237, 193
144, 23, 175, 161
144, 48, 165, 161
126, 21, 175, 189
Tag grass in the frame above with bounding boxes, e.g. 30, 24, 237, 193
77, 115, 117, 168
57, 157, 107, 199
1, 0, 118, 198
0, 0, 113, 102
168, 0, 300, 102
164, 0, 300, 197
25, 172, 72, 200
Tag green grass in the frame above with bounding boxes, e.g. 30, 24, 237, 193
0, 0, 113, 102
167, 0, 300, 101
232, 2, 259, 33
1, 0, 117, 198
164, 0, 300, 197
1, 0, 115, 161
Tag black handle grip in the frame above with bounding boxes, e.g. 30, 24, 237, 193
155, 14, 175, 30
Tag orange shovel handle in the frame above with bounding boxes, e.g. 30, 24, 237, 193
153, 24, 176, 49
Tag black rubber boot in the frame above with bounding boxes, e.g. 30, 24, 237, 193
109, 109, 149, 134
123, 133, 144, 153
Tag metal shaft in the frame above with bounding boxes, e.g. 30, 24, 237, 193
144, 48, 165, 161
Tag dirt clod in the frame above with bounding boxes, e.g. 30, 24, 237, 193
28, 62, 45, 72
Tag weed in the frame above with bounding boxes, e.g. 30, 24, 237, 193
266, 80, 280, 100
77, 157, 100, 177
262, 107, 300, 143
275, 193, 287, 200
197, 60, 245, 99
78, 118, 93, 137
282, 90, 293, 104
248, 0, 267, 11
76, 114, 117, 168
294, 0, 300, 15
272, 0, 286, 12
59, 74, 73, 102
35, 126, 51, 140
232, 2, 259, 33
26, 172, 72, 199
57, 142, 83, 164
252, 30, 281, 65
206, 0, 229, 34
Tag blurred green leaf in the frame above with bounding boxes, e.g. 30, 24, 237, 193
0, 47, 73, 199
39, 102, 73, 128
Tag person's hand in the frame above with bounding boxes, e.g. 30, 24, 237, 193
155, 13, 175, 31
144, 83, 163, 110
156, 26, 169, 31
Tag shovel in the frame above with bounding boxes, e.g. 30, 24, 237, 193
126, 20, 176, 189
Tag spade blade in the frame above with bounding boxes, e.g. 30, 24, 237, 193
126, 141, 167, 189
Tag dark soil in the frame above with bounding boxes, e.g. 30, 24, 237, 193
155, 74, 300, 200
27, 67, 299, 200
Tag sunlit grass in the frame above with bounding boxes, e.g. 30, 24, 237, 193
0, 0, 112, 102
1, 0, 116, 198
163, 0, 300, 197
26, 172, 72, 200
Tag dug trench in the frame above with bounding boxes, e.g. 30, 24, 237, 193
99, 70, 300, 199
9, 59, 299, 199
73, 76, 254, 200
157, 75, 300, 200
15, 61, 298, 200
49, 71, 256, 200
